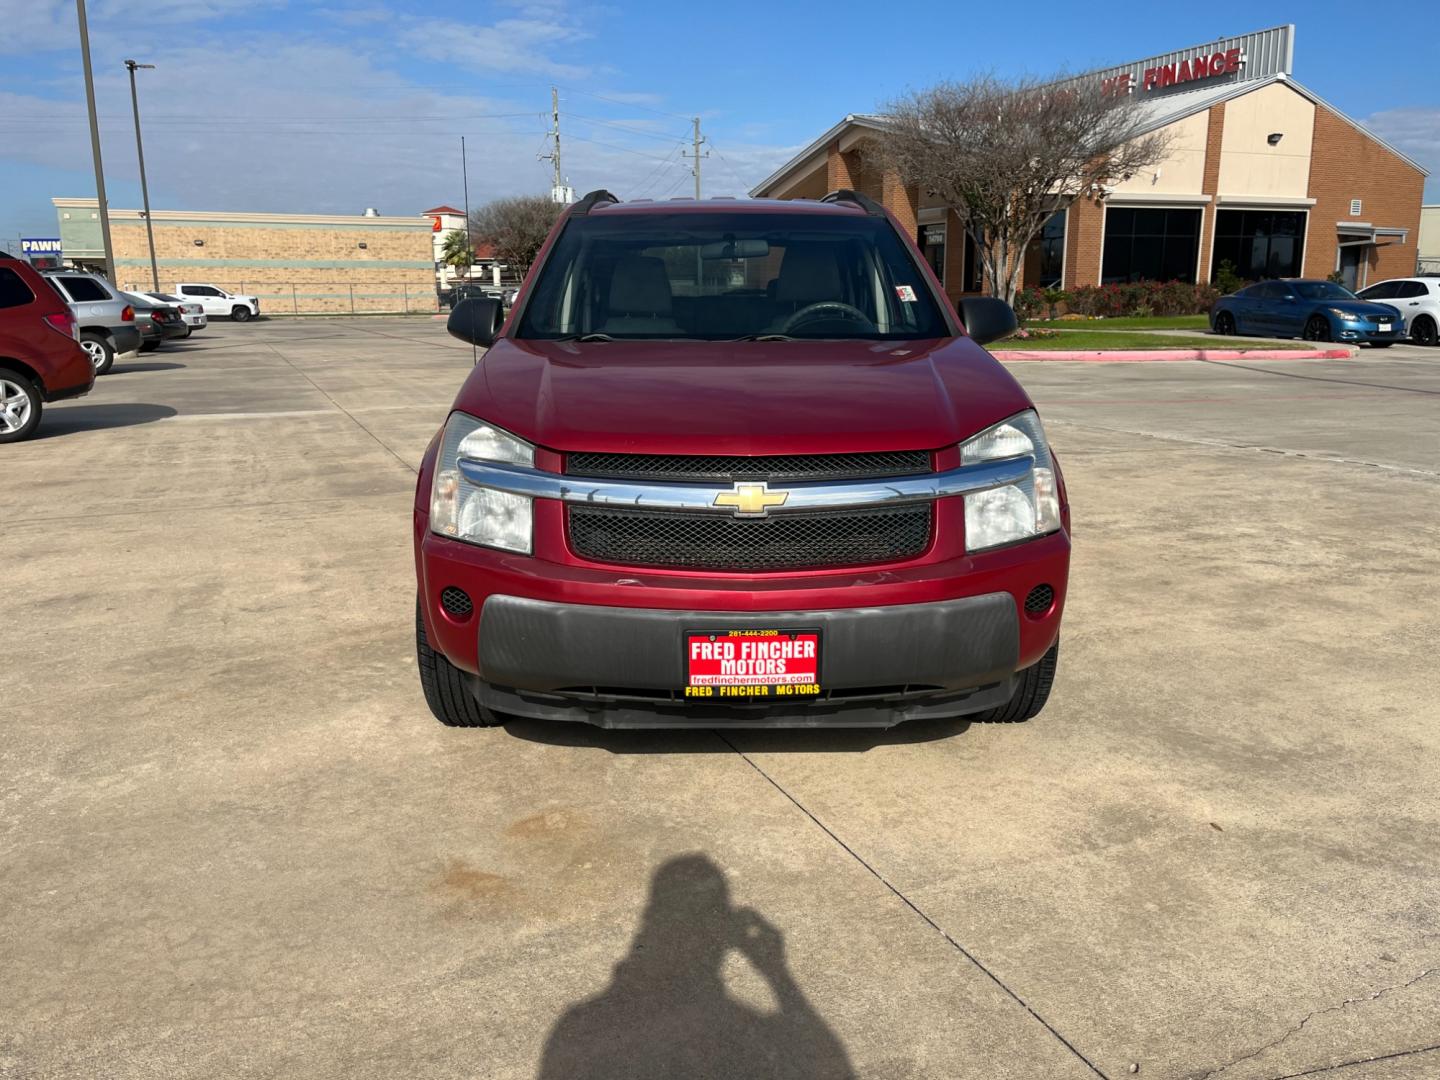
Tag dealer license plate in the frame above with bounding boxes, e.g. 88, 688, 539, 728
684, 629, 821, 700
1378, 322, 1392, 332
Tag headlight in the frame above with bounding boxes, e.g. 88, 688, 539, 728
960, 410, 1061, 552
1326, 307, 1357, 321
430, 412, 534, 553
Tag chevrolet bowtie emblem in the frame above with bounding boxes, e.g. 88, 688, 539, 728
715, 482, 789, 517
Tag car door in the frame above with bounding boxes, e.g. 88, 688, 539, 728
1245, 282, 1284, 335
180, 285, 220, 316
1270, 281, 1309, 337
1227, 284, 1263, 334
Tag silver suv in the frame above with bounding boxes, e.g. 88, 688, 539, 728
41, 270, 149, 375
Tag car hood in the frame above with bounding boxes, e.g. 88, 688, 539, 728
1326, 300, 1401, 317
451, 337, 1034, 455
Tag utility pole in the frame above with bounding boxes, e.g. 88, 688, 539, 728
539, 86, 567, 204
683, 116, 709, 200
125, 59, 159, 292
76, 0, 115, 282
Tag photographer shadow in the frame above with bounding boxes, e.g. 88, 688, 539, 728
538, 854, 855, 1080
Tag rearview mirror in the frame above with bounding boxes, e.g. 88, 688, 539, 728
700, 238, 770, 260
958, 297, 1018, 346
447, 296, 504, 349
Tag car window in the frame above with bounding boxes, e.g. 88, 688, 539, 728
0, 267, 36, 308
518, 211, 949, 341
1359, 282, 1396, 300
58, 275, 109, 302
1293, 281, 1356, 301
1396, 282, 1427, 299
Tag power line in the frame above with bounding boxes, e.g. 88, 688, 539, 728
563, 131, 686, 163
563, 111, 690, 143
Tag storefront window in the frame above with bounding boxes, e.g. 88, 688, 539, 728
1211, 210, 1306, 282
919, 223, 946, 285
1101, 207, 1201, 283
1036, 210, 1066, 288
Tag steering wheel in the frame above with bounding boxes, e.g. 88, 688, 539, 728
780, 301, 876, 335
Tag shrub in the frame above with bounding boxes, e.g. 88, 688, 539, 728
1214, 260, 1244, 296
1063, 280, 1219, 319
1013, 286, 1047, 322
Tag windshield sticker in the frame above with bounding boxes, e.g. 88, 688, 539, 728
894, 285, 917, 303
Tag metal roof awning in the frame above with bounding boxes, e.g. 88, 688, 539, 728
1335, 222, 1410, 246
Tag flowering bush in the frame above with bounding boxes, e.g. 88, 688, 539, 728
1013, 286, 1048, 321
1065, 280, 1219, 318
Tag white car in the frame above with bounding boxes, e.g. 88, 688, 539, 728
140, 292, 207, 332
173, 283, 260, 322
1355, 277, 1440, 347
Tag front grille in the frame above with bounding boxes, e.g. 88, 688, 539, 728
568, 505, 932, 571
565, 450, 930, 483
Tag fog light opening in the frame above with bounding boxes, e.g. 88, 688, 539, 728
1024, 584, 1055, 620
440, 586, 474, 621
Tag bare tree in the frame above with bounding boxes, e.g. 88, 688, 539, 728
469, 195, 565, 279
880, 74, 1170, 305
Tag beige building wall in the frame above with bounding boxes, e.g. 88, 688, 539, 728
1216, 81, 1315, 199
56, 199, 438, 314
1109, 110, 1209, 197
1420, 206, 1440, 267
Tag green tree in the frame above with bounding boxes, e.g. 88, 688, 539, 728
439, 229, 474, 273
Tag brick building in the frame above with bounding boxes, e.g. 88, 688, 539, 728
750, 25, 1427, 300
52, 199, 439, 314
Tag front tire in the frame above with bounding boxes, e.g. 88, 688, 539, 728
1303, 315, 1332, 342
975, 641, 1058, 724
1214, 311, 1236, 336
80, 332, 115, 375
0, 372, 43, 443
231, 306, 253, 323
416, 600, 502, 727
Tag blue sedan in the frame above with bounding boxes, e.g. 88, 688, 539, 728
1210, 279, 1406, 347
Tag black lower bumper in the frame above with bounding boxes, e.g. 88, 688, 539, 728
471, 593, 1020, 729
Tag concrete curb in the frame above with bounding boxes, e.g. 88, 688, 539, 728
991, 347, 1356, 362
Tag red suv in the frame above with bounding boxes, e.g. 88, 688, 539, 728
0, 253, 94, 443
415, 191, 1070, 729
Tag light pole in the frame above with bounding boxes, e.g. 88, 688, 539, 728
124, 59, 159, 292
76, 0, 115, 282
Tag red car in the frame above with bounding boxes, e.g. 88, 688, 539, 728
0, 252, 94, 443
414, 191, 1070, 729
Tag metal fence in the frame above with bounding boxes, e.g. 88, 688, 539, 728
117, 279, 442, 316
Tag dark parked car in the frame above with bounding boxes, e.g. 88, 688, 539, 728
0, 252, 95, 442
1211, 279, 1406, 346
123, 292, 187, 350
415, 189, 1069, 730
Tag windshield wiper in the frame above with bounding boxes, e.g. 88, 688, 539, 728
554, 332, 616, 342
728, 333, 797, 342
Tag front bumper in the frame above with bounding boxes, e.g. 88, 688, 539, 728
1334, 319, 1406, 343
467, 594, 1021, 729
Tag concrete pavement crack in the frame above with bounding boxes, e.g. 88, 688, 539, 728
714, 732, 1110, 1079
1194, 968, 1438, 1080
1268, 1041, 1440, 1078
260, 341, 418, 476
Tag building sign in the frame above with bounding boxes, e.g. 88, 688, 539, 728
1089, 24, 1292, 99
21, 238, 62, 255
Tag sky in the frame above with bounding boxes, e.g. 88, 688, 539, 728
1, 0, 1436, 248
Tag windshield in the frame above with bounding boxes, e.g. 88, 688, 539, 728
517, 211, 949, 341
1294, 281, 1356, 301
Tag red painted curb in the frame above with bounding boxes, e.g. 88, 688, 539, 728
991, 347, 1355, 362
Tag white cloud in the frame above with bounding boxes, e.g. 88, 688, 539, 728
1362, 107, 1440, 196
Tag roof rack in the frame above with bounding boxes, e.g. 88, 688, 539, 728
821, 189, 887, 217
570, 189, 620, 216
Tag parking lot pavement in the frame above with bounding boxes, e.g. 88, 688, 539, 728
3, 319, 1438, 1080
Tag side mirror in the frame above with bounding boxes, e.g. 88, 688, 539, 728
958, 297, 1018, 346
447, 296, 504, 348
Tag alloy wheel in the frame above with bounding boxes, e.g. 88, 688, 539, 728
1414, 317, 1438, 348
0, 377, 34, 435
1215, 312, 1235, 335
1303, 316, 1331, 342
83, 339, 106, 368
